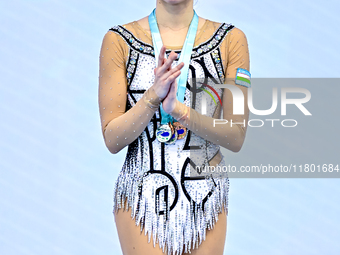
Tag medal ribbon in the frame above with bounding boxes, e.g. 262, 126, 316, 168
149, 8, 199, 124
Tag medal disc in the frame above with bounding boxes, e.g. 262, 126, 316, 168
173, 121, 187, 140
165, 122, 178, 144
156, 124, 172, 142
169, 121, 175, 136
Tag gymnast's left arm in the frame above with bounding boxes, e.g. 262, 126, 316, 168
168, 27, 250, 153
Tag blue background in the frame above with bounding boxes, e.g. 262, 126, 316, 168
0, 0, 339, 254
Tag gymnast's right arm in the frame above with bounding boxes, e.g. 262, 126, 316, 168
98, 31, 183, 154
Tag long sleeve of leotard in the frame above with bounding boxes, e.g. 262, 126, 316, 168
98, 30, 163, 154
169, 27, 250, 152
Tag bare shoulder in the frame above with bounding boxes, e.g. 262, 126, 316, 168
229, 26, 248, 39
198, 16, 208, 30
135, 16, 150, 31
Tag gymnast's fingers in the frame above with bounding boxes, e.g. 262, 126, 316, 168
157, 46, 166, 68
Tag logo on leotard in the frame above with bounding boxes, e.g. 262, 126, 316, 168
235, 68, 251, 88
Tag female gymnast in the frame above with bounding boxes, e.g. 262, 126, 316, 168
98, 0, 250, 254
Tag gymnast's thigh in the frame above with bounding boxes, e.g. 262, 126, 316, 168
114, 200, 166, 255
114, 200, 227, 255
183, 209, 228, 255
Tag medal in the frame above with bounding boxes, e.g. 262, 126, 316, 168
173, 121, 187, 140
156, 123, 172, 142
149, 8, 198, 144
165, 121, 178, 144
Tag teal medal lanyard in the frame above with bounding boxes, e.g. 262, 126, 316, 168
149, 8, 198, 143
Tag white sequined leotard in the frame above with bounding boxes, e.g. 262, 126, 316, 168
98, 19, 250, 255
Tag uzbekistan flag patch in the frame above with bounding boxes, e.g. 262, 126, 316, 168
235, 68, 251, 88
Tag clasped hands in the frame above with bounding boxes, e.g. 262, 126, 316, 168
152, 46, 185, 114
